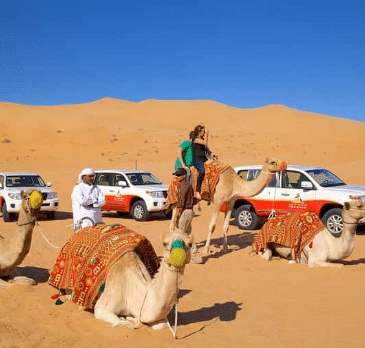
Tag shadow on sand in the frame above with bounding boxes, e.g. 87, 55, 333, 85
196, 231, 256, 263
16, 266, 50, 283
168, 300, 243, 339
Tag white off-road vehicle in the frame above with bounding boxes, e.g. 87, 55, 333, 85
94, 170, 168, 221
0, 172, 59, 222
232, 165, 365, 235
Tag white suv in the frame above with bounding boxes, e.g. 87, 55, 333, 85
232, 165, 365, 235
94, 170, 168, 221
0, 172, 59, 222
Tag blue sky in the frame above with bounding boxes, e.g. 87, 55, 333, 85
1, 0, 364, 122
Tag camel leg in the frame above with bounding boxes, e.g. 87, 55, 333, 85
221, 200, 235, 253
11, 268, 37, 286
307, 258, 344, 268
261, 248, 273, 261
203, 205, 220, 254
0, 278, 12, 288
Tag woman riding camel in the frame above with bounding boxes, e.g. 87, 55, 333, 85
192, 124, 213, 200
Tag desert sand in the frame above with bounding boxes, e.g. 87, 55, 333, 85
1, 98, 365, 348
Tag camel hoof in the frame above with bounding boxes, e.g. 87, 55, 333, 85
191, 253, 203, 264
10, 276, 37, 286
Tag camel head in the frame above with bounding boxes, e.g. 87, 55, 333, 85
343, 199, 365, 221
18, 189, 44, 222
162, 229, 193, 269
265, 157, 287, 173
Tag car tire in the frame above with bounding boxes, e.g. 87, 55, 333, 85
235, 205, 260, 230
131, 200, 150, 221
2, 202, 16, 222
322, 208, 343, 236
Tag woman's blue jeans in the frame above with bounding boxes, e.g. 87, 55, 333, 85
193, 158, 206, 193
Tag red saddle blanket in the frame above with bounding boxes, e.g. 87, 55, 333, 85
48, 225, 160, 309
252, 211, 325, 261
165, 160, 230, 207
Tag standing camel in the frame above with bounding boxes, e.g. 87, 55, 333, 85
254, 200, 365, 268
0, 190, 43, 288
168, 158, 286, 254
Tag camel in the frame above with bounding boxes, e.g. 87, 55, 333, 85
169, 158, 287, 254
257, 200, 365, 268
50, 210, 193, 330
0, 190, 43, 288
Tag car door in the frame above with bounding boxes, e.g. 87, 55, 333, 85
278, 170, 316, 213
237, 169, 280, 217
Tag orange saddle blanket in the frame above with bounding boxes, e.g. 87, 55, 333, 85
252, 211, 325, 261
165, 160, 230, 208
48, 225, 160, 309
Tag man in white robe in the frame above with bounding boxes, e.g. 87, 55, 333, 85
71, 168, 106, 231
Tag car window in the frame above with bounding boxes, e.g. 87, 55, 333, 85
126, 173, 162, 185
282, 171, 308, 189
95, 173, 114, 186
6, 175, 46, 188
114, 174, 128, 186
237, 170, 248, 180
238, 169, 277, 188
306, 169, 346, 187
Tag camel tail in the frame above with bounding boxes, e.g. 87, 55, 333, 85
177, 209, 194, 234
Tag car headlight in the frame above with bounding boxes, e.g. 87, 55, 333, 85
8, 192, 22, 200
146, 191, 164, 198
47, 192, 58, 199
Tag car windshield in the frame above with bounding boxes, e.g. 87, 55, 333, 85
6, 175, 46, 188
126, 173, 162, 186
305, 169, 346, 187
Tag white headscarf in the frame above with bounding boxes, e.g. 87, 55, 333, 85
77, 168, 96, 184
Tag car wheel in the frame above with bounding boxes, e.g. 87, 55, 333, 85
322, 208, 343, 236
2, 202, 15, 222
234, 205, 260, 230
131, 200, 150, 221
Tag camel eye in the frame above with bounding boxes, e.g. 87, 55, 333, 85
188, 242, 193, 248
163, 242, 168, 248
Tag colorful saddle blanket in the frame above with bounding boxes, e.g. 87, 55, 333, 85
252, 211, 325, 261
165, 160, 230, 208
48, 225, 160, 309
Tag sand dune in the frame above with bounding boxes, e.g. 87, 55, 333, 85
1, 99, 365, 348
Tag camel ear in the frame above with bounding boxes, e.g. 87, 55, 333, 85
344, 202, 350, 210
20, 190, 26, 199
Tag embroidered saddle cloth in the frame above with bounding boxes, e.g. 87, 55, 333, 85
165, 160, 230, 208
252, 211, 325, 260
48, 225, 160, 309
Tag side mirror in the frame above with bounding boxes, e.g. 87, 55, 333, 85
46, 182, 52, 187
301, 181, 313, 190
117, 181, 128, 188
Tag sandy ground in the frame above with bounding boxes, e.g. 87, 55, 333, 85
1, 99, 365, 348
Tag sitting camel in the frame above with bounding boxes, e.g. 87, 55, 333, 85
49, 210, 193, 329
166, 158, 287, 254
0, 190, 43, 288
253, 200, 365, 268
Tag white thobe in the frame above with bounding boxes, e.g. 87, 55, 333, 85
71, 182, 106, 230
